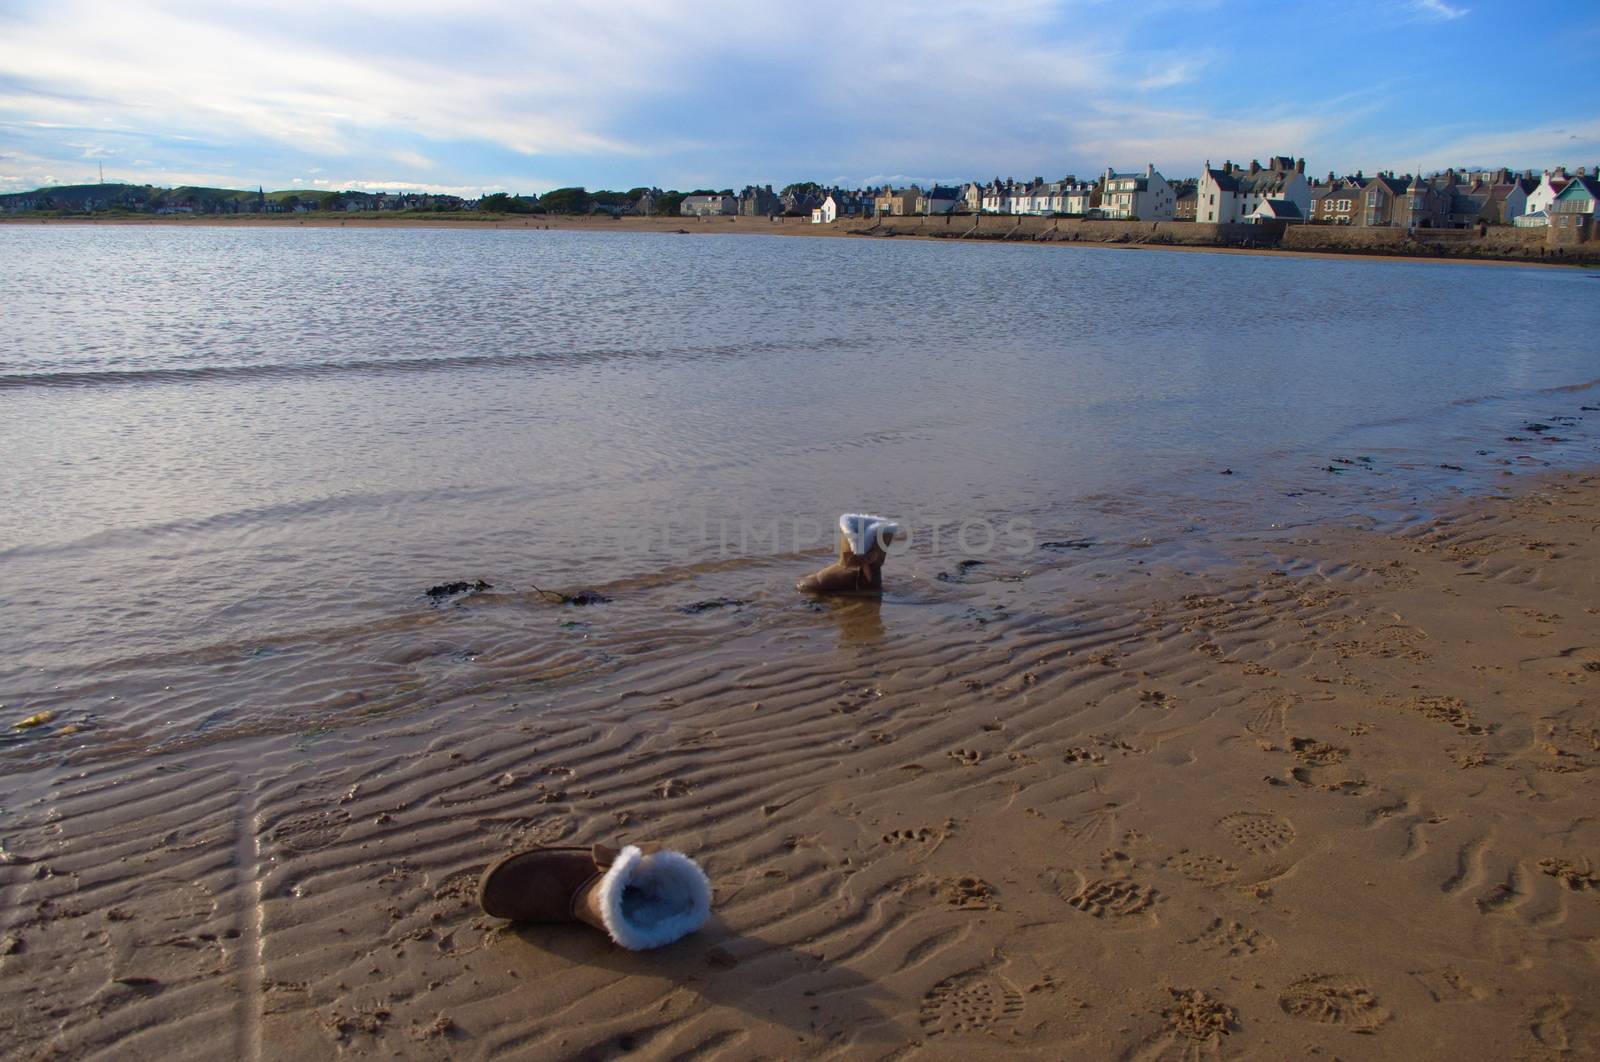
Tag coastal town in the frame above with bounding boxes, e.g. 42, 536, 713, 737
4, 157, 1597, 247
682, 158, 1596, 241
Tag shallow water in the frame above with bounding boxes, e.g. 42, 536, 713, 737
1, 226, 1596, 766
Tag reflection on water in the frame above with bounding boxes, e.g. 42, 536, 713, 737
0, 225, 1596, 768
818, 597, 887, 647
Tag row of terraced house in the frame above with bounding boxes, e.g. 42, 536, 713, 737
791, 155, 1597, 241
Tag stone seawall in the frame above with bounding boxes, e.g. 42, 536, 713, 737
1278, 223, 1587, 262
851, 215, 1274, 247
848, 214, 1597, 264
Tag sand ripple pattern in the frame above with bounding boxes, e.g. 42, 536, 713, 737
3, 471, 1600, 1057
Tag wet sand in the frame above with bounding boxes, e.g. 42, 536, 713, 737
4, 213, 1583, 270
3, 468, 1598, 1059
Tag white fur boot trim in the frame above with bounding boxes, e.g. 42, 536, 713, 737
594, 845, 712, 950
840, 513, 899, 556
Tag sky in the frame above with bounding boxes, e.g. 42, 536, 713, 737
1, 0, 1597, 196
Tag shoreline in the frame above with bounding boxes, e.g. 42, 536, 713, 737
5, 212, 1591, 269
3, 459, 1598, 1057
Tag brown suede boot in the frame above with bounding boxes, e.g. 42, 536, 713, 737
797, 514, 899, 595
477, 843, 711, 950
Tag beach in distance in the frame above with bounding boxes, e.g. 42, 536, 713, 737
1, 225, 1599, 1058
9, 209, 1595, 268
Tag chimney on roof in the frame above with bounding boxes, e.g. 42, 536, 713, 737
1144, 162, 1153, 177
1249, 160, 1260, 175
1295, 157, 1305, 174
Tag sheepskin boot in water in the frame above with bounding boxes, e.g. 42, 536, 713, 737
477, 843, 712, 950
796, 513, 900, 595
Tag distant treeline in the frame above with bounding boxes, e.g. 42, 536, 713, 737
1, 181, 830, 218
0, 183, 474, 216
480, 187, 740, 216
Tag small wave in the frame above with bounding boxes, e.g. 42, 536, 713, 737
1333, 373, 1600, 436
0, 483, 514, 560
0, 335, 863, 391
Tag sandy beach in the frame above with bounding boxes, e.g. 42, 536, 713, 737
4, 213, 1587, 270
3, 463, 1597, 1059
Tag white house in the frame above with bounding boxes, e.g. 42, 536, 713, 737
811, 191, 870, 223
1060, 181, 1095, 215
1096, 164, 1175, 220
1006, 181, 1046, 215
680, 194, 737, 217
980, 179, 1015, 214
1248, 198, 1304, 223
916, 185, 963, 214
1524, 169, 1571, 219
1197, 157, 1310, 224
1011, 179, 1092, 215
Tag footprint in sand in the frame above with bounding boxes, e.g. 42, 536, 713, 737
1164, 851, 1240, 888
1241, 690, 1295, 738
1279, 974, 1389, 1031
1189, 916, 1272, 957
947, 748, 984, 767
1527, 996, 1596, 1054
935, 876, 996, 910
1498, 605, 1560, 638
270, 809, 351, 854
1063, 876, 1160, 922
1537, 857, 1599, 892
1288, 737, 1346, 767
1060, 803, 1123, 853
1410, 966, 1483, 1003
919, 968, 1025, 1038
1161, 987, 1238, 1042
1529, 719, 1599, 773
1334, 623, 1430, 663
1405, 695, 1489, 736
833, 685, 882, 714
1218, 812, 1296, 855
104, 877, 222, 982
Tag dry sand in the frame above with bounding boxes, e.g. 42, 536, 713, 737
3, 471, 1599, 1059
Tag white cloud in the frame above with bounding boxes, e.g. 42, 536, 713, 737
1133, 53, 1213, 90
0, 1, 652, 159
1411, 0, 1469, 21
0, 0, 1169, 186
0, 0, 1584, 196
388, 150, 435, 170
296, 176, 530, 196
1381, 121, 1600, 173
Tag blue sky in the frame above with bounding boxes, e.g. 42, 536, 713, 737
1, 0, 1596, 196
